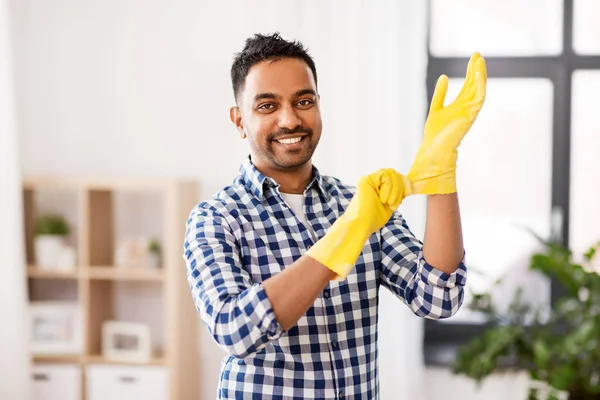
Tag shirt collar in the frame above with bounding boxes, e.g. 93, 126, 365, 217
239, 156, 330, 201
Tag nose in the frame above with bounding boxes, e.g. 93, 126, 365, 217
277, 104, 302, 130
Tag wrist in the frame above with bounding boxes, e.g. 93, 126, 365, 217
408, 169, 457, 195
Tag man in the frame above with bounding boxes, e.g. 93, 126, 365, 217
183, 33, 486, 399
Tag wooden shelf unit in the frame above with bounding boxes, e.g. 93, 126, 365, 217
23, 177, 200, 400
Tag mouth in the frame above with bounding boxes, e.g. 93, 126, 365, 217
273, 135, 307, 150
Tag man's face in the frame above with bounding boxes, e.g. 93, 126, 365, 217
231, 58, 322, 172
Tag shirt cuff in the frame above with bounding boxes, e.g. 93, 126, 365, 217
237, 283, 286, 340
418, 251, 467, 288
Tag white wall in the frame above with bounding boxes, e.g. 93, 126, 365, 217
10, 0, 529, 399
1, 0, 32, 398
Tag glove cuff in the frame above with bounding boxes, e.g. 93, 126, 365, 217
408, 169, 457, 195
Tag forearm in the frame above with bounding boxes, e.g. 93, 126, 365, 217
263, 255, 336, 331
422, 193, 464, 274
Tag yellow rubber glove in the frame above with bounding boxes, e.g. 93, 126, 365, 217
306, 168, 409, 280
407, 52, 487, 195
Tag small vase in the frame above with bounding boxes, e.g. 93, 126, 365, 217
34, 235, 65, 269
147, 253, 161, 269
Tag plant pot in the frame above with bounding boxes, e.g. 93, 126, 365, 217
34, 235, 65, 269
147, 253, 161, 269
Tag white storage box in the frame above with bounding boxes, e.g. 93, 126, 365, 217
32, 364, 81, 400
86, 364, 168, 400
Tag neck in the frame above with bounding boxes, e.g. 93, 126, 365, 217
254, 159, 314, 194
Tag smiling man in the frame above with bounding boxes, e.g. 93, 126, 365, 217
183, 33, 486, 399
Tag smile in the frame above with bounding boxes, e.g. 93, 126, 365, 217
276, 137, 303, 145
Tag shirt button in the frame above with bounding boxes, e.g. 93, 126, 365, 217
323, 290, 330, 299
338, 391, 344, 399
307, 245, 312, 249
331, 339, 337, 348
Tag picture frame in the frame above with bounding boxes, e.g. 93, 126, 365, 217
29, 301, 82, 355
114, 236, 161, 269
102, 321, 151, 363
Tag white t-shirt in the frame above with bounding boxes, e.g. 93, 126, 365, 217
280, 192, 308, 227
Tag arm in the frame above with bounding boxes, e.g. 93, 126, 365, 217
406, 53, 486, 275
380, 211, 466, 319
262, 256, 335, 330
422, 193, 464, 274
184, 205, 333, 358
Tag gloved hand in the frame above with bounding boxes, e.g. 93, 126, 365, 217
407, 52, 487, 195
306, 168, 409, 280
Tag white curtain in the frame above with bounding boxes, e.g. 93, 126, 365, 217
11, 0, 428, 397
0, 0, 32, 399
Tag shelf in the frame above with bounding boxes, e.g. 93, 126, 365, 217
33, 354, 83, 364
27, 266, 79, 279
86, 266, 165, 281
85, 354, 165, 366
23, 178, 200, 399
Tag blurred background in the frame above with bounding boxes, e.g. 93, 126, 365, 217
2, 0, 599, 399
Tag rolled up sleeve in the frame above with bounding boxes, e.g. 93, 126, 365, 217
379, 211, 467, 319
183, 204, 284, 358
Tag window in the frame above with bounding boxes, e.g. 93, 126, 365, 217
450, 78, 554, 323
570, 71, 600, 272
429, 0, 563, 56
424, 0, 600, 365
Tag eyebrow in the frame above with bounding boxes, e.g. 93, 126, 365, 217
294, 89, 317, 97
253, 92, 278, 102
252, 89, 317, 103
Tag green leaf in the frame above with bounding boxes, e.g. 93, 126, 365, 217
533, 340, 550, 369
527, 387, 539, 400
453, 325, 524, 381
584, 241, 600, 261
548, 366, 576, 391
35, 214, 70, 236
546, 390, 561, 400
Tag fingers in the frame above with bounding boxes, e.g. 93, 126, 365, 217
378, 169, 392, 205
456, 52, 479, 100
387, 169, 405, 209
475, 57, 487, 103
463, 57, 488, 115
429, 74, 449, 115
430, 53, 485, 115
375, 169, 407, 210
457, 53, 480, 99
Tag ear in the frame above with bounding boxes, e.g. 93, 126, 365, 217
230, 106, 246, 139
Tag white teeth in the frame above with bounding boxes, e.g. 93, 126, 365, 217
277, 137, 302, 144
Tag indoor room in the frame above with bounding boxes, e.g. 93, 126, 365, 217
1, 1, 599, 399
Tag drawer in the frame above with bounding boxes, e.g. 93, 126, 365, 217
32, 364, 81, 400
86, 364, 168, 400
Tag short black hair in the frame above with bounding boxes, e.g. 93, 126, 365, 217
230, 32, 318, 103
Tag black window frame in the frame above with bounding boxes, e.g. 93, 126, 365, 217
423, 0, 600, 366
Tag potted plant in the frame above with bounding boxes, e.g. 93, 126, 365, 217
147, 238, 162, 268
452, 234, 600, 400
34, 214, 70, 269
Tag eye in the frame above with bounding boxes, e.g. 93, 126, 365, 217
296, 99, 314, 108
257, 103, 276, 111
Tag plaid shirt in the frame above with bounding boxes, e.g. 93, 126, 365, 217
183, 157, 467, 399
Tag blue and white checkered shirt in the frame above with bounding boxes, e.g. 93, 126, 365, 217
183, 157, 467, 399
